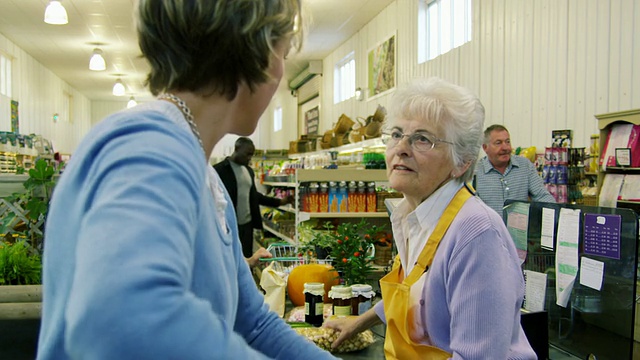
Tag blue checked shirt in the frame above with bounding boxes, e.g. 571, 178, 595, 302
474, 154, 555, 218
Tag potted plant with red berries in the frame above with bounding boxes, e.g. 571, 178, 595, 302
327, 219, 382, 285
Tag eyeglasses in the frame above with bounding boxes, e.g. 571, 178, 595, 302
381, 130, 453, 152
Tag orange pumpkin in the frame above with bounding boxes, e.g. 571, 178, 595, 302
287, 264, 340, 307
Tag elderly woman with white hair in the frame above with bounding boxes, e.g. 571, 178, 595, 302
324, 77, 536, 359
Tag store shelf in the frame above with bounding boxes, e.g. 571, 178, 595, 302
263, 224, 295, 245
262, 181, 296, 187
595, 109, 640, 207
297, 169, 387, 182
276, 205, 296, 214
0, 174, 29, 197
601, 167, 640, 173
298, 211, 388, 221
288, 137, 385, 159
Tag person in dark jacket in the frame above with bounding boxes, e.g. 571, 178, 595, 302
214, 137, 293, 257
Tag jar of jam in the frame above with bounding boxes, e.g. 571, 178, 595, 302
350, 284, 375, 315
304, 282, 325, 327
329, 285, 353, 316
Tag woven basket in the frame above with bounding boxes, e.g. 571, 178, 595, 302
334, 114, 355, 134
373, 244, 393, 266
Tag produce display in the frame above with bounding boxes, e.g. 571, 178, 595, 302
293, 327, 376, 353
286, 304, 334, 322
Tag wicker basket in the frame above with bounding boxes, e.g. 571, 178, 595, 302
583, 195, 598, 207
373, 244, 393, 266
376, 191, 404, 212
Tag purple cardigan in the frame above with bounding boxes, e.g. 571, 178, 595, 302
374, 195, 537, 359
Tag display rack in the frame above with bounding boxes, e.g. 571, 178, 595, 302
287, 138, 385, 160
595, 109, 640, 211
261, 169, 390, 246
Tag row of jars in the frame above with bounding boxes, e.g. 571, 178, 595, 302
299, 181, 378, 213
303, 283, 376, 327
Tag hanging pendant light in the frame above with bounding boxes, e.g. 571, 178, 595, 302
127, 96, 138, 109
44, 1, 68, 25
112, 79, 126, 96
89, 48, 106, 71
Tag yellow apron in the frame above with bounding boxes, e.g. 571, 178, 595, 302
381, 187, 472, 359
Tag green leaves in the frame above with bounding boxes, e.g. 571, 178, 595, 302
328, 219, 385, 286
0, 240, 41, 285
2, 158, 58, 255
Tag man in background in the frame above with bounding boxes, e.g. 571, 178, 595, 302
474, 124, 555, 218
214, 137, 293, 258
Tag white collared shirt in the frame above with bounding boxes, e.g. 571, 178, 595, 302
391, 180, 464, 276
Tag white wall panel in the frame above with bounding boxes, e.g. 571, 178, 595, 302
91, 101, 128, 126
0, 32, 91, 155
270, 0, 640, 151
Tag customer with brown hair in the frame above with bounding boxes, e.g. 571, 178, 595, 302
324, 77, 536, 359
36, 1, 335, 359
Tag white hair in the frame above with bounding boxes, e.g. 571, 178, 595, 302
385, 77, 485, 182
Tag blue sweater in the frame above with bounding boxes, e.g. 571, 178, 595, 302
37, 101, 335, 359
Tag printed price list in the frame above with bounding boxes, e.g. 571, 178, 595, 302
583, 213, 621, 260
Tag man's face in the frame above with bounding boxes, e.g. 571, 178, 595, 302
483, 129, 512, 168
234, 144, 255, 166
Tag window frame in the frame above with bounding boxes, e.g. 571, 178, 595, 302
273, 106, 283, 132
0, 52, 12, 98
418, 0, 472, 63
333, 52, 356, 104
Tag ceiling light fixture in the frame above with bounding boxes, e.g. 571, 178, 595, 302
44, 1, 68, 25
112, 79, 126, 96
127, 96, 138, 109
89, 48, 106, 71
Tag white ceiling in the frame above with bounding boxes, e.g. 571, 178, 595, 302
0, 0, 394, 102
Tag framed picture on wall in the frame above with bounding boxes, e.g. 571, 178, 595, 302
10, 100, 19, 133
305, 106, 320, 135
368, 33, 396, 100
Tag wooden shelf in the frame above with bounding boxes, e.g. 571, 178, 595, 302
595, 109, 640, 208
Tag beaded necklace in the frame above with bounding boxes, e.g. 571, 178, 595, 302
158, 93, 205, 157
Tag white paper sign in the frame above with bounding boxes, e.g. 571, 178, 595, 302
541, 207, 556, 250
524, 270, 548, 312
579, 257, 605, 291
555, 208, 581, 307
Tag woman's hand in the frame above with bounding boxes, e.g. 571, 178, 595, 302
323, 308, 382, 350
323, 317, 359, 350
246, 247, 272, 268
